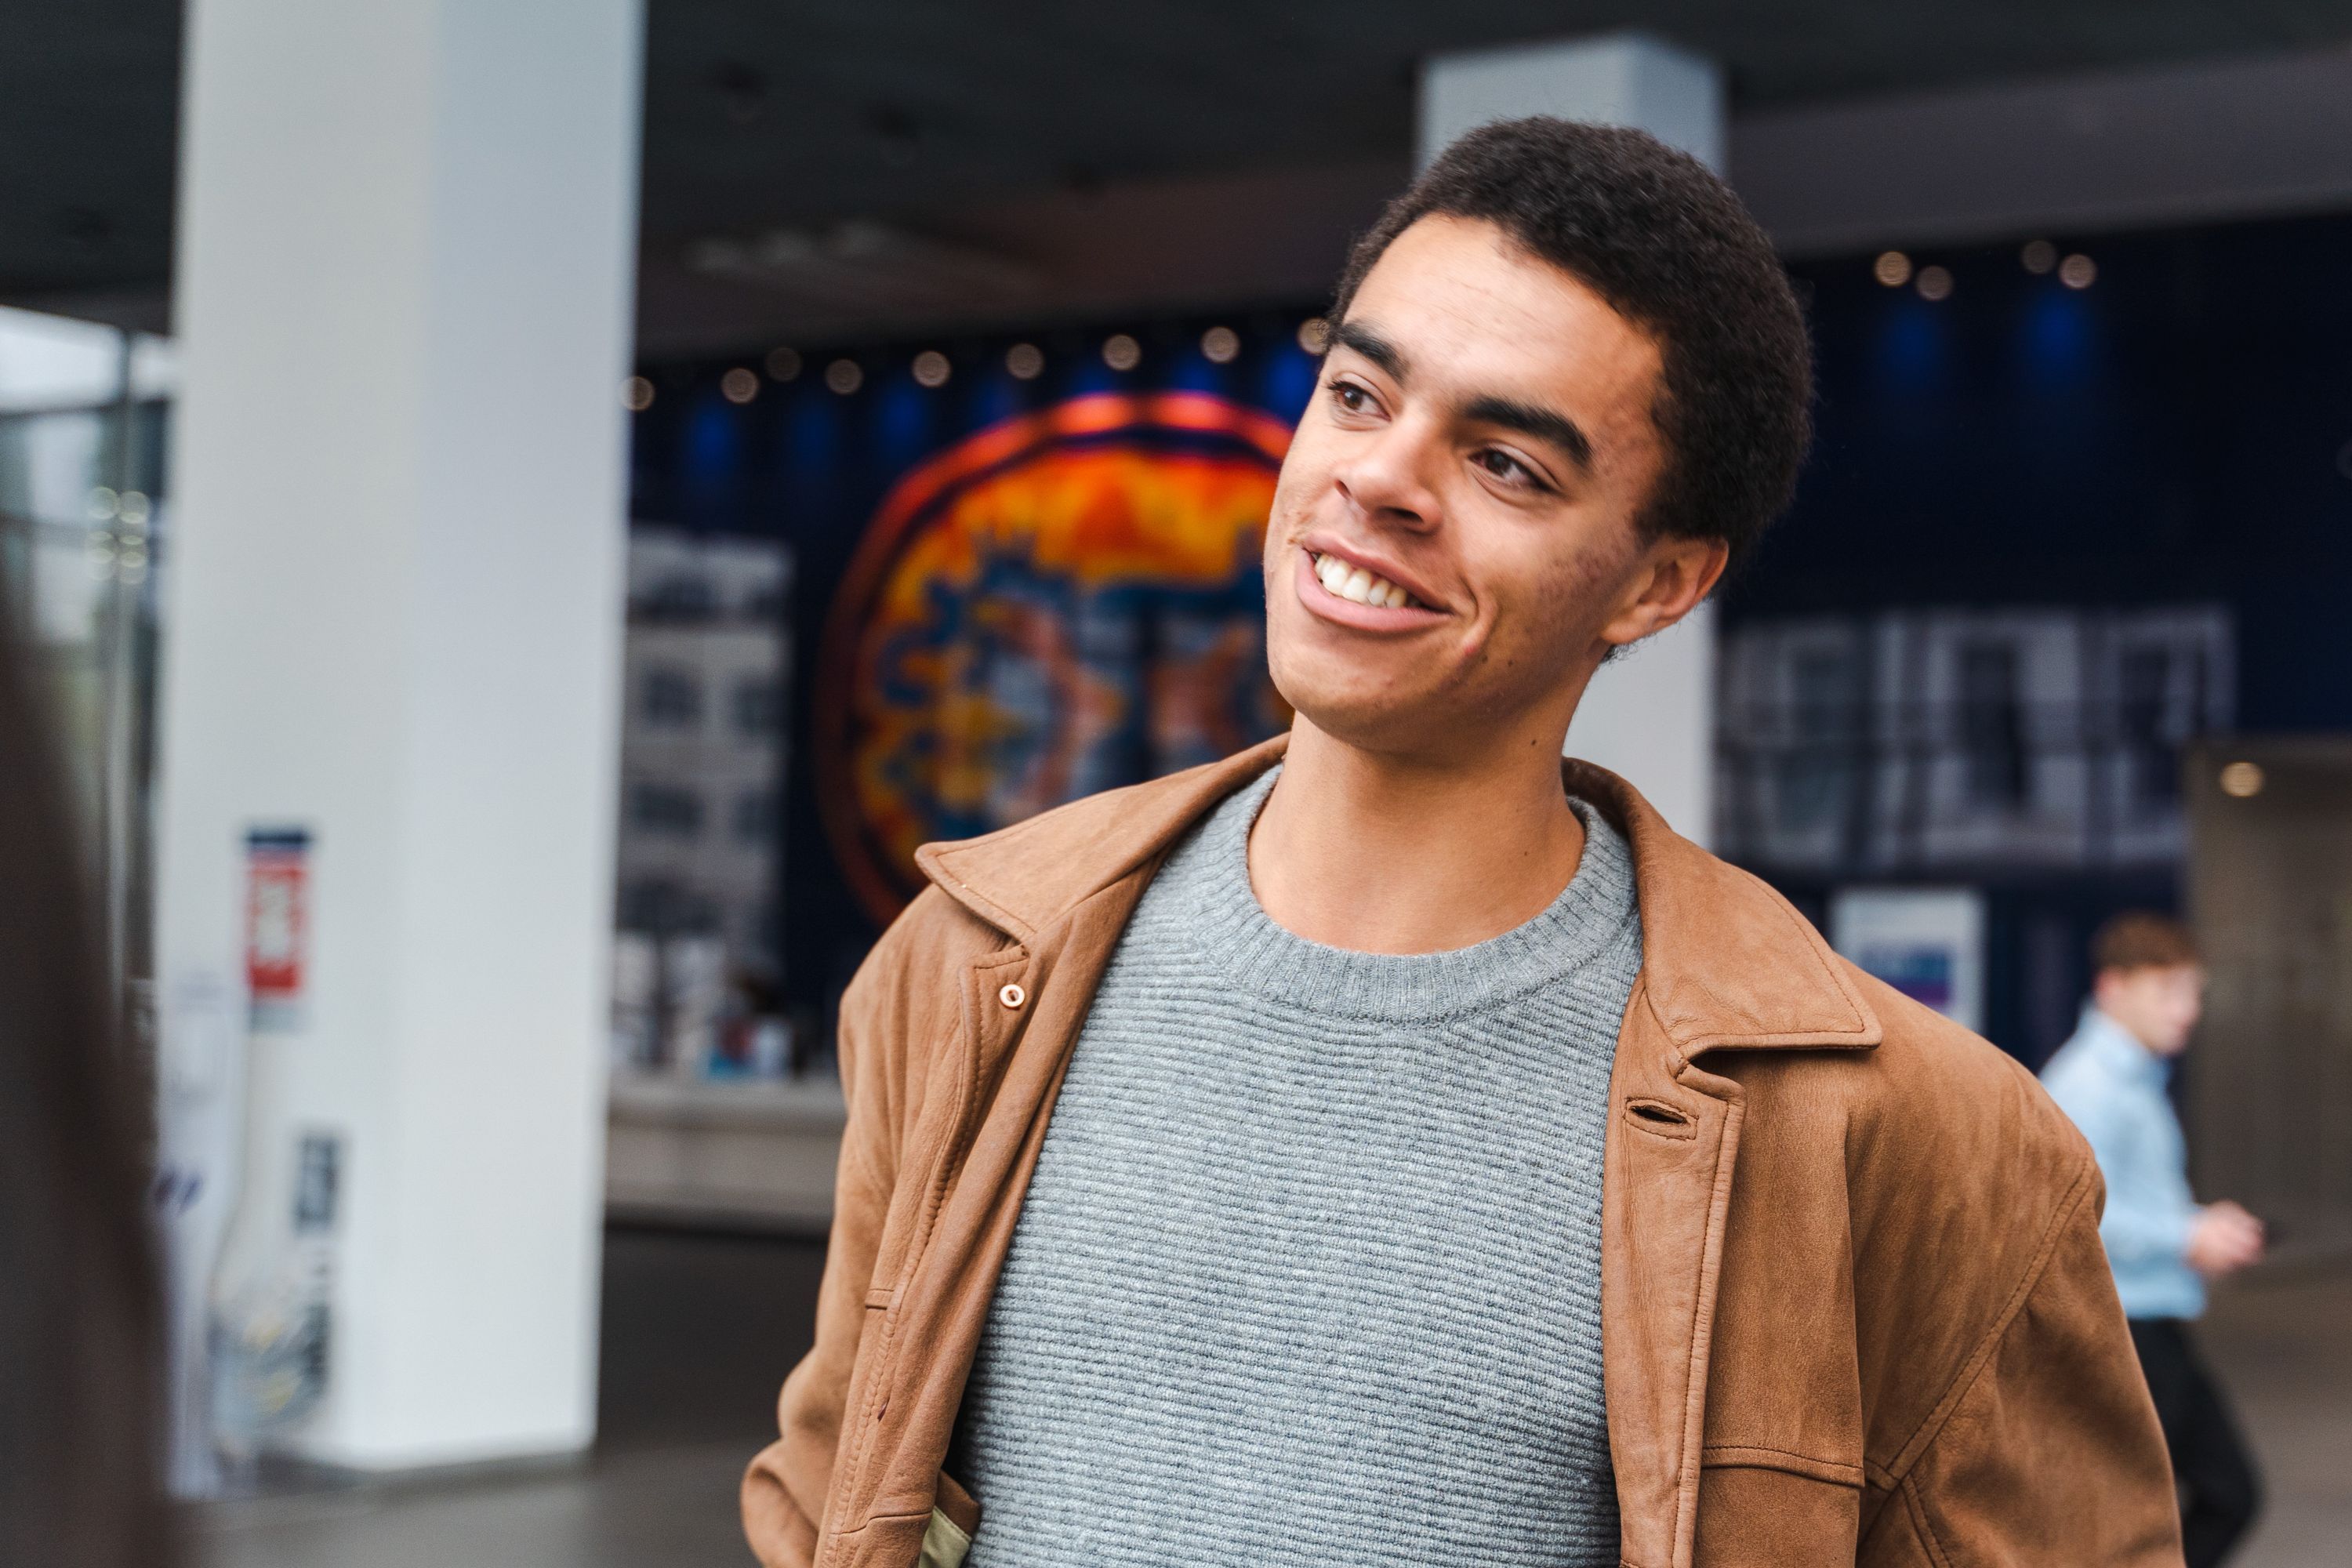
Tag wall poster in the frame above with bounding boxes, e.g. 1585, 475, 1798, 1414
818, 390, 1293, 922
1828, 885, 1987, 1036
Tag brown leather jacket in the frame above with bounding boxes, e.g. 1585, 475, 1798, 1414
744, 736, 2183, 1568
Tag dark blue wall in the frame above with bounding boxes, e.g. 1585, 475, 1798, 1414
1737, 213, 2352, 730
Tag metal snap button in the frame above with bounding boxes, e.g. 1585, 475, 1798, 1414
997, 982, 1026, 1009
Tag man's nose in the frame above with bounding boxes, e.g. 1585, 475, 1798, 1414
1333, 422, 1443, 535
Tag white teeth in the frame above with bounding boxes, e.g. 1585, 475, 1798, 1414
1312, 552, 1414, 609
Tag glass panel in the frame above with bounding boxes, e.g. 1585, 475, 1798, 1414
0, 307, 169, 1027
2, 408, 115, 829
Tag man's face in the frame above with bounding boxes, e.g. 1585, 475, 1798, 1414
2096, 963, 2207, 1056
1261, 213, 1716, 757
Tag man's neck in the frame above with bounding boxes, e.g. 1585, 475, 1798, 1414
1247, 714, 1586, 955
2092, 1006, 2166, 1062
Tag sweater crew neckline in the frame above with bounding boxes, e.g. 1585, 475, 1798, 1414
1165, 764, 1642, 1023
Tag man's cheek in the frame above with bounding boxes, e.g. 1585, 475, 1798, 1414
1262, 470, 1320, 552
1489, 556, 1610, 671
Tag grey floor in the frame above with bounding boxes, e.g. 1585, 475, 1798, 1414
2197, 1258, 2352, 1566
188, 1227, 823, 1568
191, 1232, 2352, 1568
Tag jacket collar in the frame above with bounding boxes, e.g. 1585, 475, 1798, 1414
915, 732, 1879, 1055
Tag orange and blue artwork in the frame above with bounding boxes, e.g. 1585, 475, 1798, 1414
816, 392, 1294, 922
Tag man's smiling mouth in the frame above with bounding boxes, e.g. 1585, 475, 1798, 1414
1307, 550, 1423, 609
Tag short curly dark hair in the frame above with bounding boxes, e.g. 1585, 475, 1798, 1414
1333, 117, 1812, 574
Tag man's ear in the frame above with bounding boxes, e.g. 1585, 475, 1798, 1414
1598, 535, 1730, 650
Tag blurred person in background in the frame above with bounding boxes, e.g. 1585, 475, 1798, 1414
0, 593, 176, 1567
2043, 913, 2263, 1567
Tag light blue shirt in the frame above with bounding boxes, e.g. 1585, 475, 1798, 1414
2040, 1007, 2204, 1320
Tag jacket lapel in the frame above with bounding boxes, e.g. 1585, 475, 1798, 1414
1602, 992, 1744, 1568
1570, 761, 1879, 1568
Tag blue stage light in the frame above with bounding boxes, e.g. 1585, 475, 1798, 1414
1258, 336, 1320, 420
2024, 289, 2092, 373
1875, 299, 1949, 388
876, 363, 935, 471
687, 394, 739, 485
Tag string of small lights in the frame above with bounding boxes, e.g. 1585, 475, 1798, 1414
619, 315, 1334, 410
1871, 241, 2098, 302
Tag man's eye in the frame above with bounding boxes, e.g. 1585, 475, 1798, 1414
1327, 379, 1371, 412
1476, 449, 1536, 486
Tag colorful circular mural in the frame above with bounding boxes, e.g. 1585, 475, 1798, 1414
816, 392, 1294, 923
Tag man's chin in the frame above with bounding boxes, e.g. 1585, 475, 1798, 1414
1274, 678, 1457, 758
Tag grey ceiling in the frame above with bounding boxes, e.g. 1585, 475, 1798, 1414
635, 0, 2352, 238
9, 0, 2352, 336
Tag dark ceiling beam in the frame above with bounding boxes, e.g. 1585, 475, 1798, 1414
1733, 46, 2352, 257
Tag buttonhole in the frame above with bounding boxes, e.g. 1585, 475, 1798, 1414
1624, 1098, 1697, 1138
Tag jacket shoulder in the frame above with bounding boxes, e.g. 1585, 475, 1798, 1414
913, 738, 1284, 938
1842, 965, 2090, 1173
1722, 960, 2095, 1269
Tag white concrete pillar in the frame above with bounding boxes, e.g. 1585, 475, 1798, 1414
157, 0, 643, 1469
1420, 34, 1726, 845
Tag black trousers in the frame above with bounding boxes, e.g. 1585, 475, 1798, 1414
2129, 1318, 2261, 1568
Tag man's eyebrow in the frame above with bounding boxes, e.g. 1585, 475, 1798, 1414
1330, 320, 1407, 383
1462, 394, 1594, 472
1334, 320, 1595, 474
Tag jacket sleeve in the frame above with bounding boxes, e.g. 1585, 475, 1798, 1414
741, 962, 903, 1567
1886, 1158, 2184, 1566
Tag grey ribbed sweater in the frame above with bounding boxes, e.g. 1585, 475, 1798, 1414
947, 765, 1639, 1566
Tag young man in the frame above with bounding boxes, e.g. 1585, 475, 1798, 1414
2043, 914, 2264, 1567
746, 120, 2180, 1568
